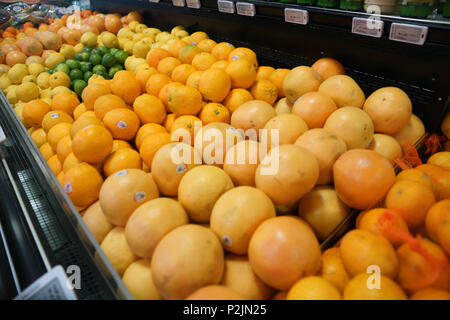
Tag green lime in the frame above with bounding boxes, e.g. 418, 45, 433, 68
91, 48, 102, 56
73, 79, 88, 96
80, 62, 92, 73
46, 69, 54, 74
109, 48, 119, 55
69, 69, 84, 80
95, 69, 109, 79
80, 52, 90, 62
101, 54, 116, 68
93, 64, 107, 73
108, 65, 123, 78
75, 53, 84, 61
84, 71, 94, 82
82, 47, 93, 53
97, 46, 109, 55
114, 50, 129, 64
55, 63, 70, 74
66, 59, 81, 70
89, 54, 102, 66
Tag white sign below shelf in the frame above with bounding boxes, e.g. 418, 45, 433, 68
236, 2, 256, 17
217, 0, 235, 14
284, 8, 308, 25
172, 0, 186, 7
389, 23, 428, 45
352, 17, 384, 38
186, 0, 201, 8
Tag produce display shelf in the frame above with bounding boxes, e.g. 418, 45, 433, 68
0, 93, 132, 300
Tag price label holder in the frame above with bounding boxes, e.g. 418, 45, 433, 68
236, 2, 256, 17
284, 8, 308, 25
186, 0, 201, 8
149, 0, 160, 3
172, 0, 186, 7
217, 0, 235, 14
14, 266, 77, 300
351, 17, 384, 38
389, 23, 428, 45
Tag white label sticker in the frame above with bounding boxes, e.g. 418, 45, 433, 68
217, 0, 235, 14
115, 169, 128, 177
186, 0, 201, 8
284, 8, 308, 25
134, 192, 147, 202
117, 120, 127, 129
172, 0, 186, 6
221, 235, 232, 247
50, 113, 60, 119
14, 266, 77, 300
389, 23, 428, 45
64, 182, 72, 194
352, 17, 384, 38
236, 2, 255, 16
176, 163, 187, 174
149, 0, 160, 2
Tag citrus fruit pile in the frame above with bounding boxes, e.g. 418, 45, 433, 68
1, 10, 449, 301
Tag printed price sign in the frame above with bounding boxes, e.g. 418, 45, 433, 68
236, 2, 255, 16
186, 0, 201, 8
389, 23, 428, 45
217, 0, 235, 14
284, 8, 308, 25
149, 0, 160, 3
352, 17, 384, 38
172, 0, 186, 7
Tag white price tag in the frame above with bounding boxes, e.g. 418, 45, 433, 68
236, 2, 255, 16
352, 17, 384, 38
389, 23, 428, 45
284, 8, 308, 25
217, 0, 235, 14
172, 0, 186, 7
149, 0, 160, 3
14, 266, 77, 300
186, 0, 201, 8
0, 125, 5, 144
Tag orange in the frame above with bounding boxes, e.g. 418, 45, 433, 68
169, 40, 188, 57
292, 91, 337, 129
178, 44, 200, 65
135, 65, 158, 91
100, 227, 137, 277
157, 57, 181, 78
368, 133, 403, 164
135, 123, 167, 150
437, 212, 450, 255
191, 52, 216, 71
127, 11, 143, 23
82, 201, 113, 244
272, 291, 288, 300
320, 248, 350, 292
30, 128, 47, 148
197, 39, 217, 53
250, 79, 278, 105
171, 64, 196, 84
333, 149, 395, 210
56, 135, 72, 163
416, 164, 450, 200
122, 259, 162, 300
340, 229, 398, 278
211, 186, 276, 254
41, 110, 73, 133
62, 162, 103, 207
103, 148, 142, 176
151, 225, 224, 300
99, 169, 159, 227
163, 113, 177, 132
318, 75, 365, 108
185, 70, 203, 89
103, 108, 140, 140
228, 47, 258, 68
199, 103, 230, 124
93, 94, 127, 120
47, 122, 71, 151
210, 60, 229, 70
167, 85, 203, 116
110, 70, 141, 105
283, 66, 322, 104
385, 180, 436, 228
190, 31, 209, 44
81, 82, 111, 109
230, 100, 275, 136
357, 208, 411, 247
125, 198, 188, 258
133, 94, 166, 124
311, 57, 345, 80
343, 273, 406, 300
105, 14, 122, 34
425, 200, 450, 242
287, 276, 341, 300
147, 48, 172, 68
170, 115, 201, 146
410, 288, 450, 300
39, 142, 54, 160
139, 132, 172, 167
22, 99, 51, 128
248, 216, 321, 290
211, 42, 235, 60
63, 152, 81, 173
396, 168, 436, 196
222, 88, 253, 114
295, 128, 347, 185
186, 286, 245, 300
198, 68, 231, 102
111, 140, 132, 153
427, 151, 450, 170
363, 87, 412, 134
256, 66, 275, 80
223, 140, 262, 187
225, 59, 257, 89
70, 112, 104, 138
268, 68, 290, 97
158, 82, 183, 110
72, 125, 113, 163
145, 73, 171, 96
47, 154, 62, 176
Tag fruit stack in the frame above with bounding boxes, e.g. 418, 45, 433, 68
0, 10, 449, 301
